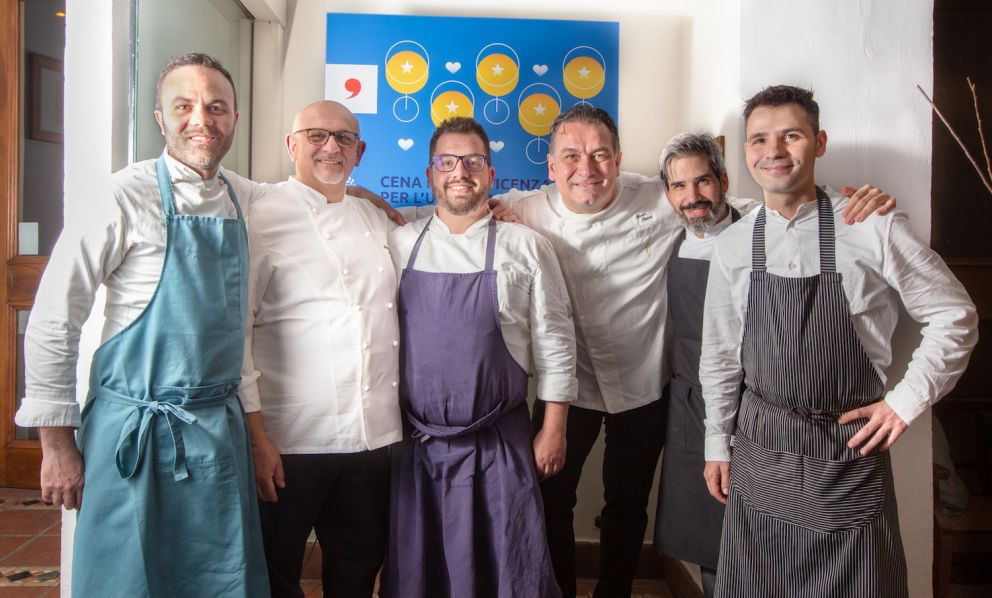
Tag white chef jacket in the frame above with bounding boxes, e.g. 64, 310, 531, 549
700, 187, 978, 462
389, 213, 577, 404
239, 178, 403, 453
499, 174, 758, 413
16, 152, 261, 428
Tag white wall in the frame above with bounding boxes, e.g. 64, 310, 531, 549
738, 1, 935, 596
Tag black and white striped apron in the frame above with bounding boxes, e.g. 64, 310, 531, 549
715, 189, 908, 597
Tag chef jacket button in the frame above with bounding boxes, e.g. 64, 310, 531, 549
363, 385, 370, 392
171, 177, 178, 184
355, 305, 363, 312
387, 302, 394, 309
312, 208, 318, 214
324, 232, 331, 240
788, 262, 796, 270
378, 266, 385, 273
392, 340, 399, 347
364, 231, 371, 237
362, 342, 369, 349
343, 269, 350, 276
391, 381, 398, 388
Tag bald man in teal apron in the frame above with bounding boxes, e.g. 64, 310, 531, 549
16, 53, 268, 597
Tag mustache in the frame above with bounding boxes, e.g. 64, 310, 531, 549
681, 200, 714, 212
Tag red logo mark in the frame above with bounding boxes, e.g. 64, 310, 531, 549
344, 78, 362, 99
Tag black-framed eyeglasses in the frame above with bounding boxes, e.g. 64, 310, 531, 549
294, 128, 360, 148
429, 153, 489, 172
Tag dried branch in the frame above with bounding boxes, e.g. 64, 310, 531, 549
918, 84, 992, 196
967, 77, 992, 184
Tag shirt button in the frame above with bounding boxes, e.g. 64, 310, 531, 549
387, 302, 394, 309
788, 262, 797, 270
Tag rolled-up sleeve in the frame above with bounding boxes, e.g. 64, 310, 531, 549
699, 242, 745, 462
529, 235, 578, 403
881, 213, 978, 425
16, 198, 127, 428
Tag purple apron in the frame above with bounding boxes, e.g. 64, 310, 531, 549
381, 217, 561, 598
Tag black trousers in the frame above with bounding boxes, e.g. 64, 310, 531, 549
258, 448, 390, 598
533, 394, 667, 598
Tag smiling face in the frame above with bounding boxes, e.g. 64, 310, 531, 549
744, 103, 827, 201
154, 65, 239, 179
427, 131, 494, 217
287, 101, 365, 190
547, 121, 622, 214
665, 154, 729, 234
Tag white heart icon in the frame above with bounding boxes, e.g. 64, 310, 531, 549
398, 139, 414, 151
445, 61, 461, 74
490, 141, 505, 153
533, 64, 549, 76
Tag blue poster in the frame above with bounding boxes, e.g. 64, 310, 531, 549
325, 13, 620, 206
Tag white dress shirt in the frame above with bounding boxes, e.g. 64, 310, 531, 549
240, 179, 403, 453
499, 175, 759, 413
17, 152, 261, 428
389, 213, 577, 404
700, 187, 978, 461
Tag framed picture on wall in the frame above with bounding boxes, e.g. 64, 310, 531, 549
28, 53, 63, 144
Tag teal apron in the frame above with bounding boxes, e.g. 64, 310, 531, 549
73, 155, 269, 597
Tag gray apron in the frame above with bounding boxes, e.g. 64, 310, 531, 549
654, 209, 738, 570
381, 218, 561, 598
715, 189, 908, 597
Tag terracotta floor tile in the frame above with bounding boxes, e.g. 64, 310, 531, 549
0, 512, 59, 536
0, 587, 53, 597
38, 521, 60, 537
0, 536, 61, 567
0, 537, 28, 560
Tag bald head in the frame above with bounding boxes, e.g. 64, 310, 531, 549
291, 100, 360, 135
286, 100, 365, 198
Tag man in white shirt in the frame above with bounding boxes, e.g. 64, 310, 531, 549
241, 100, 402, 596
700, 85, 978, 596
16, 53, 268, 596
381, 117, 576, 598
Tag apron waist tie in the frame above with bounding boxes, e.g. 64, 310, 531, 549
403, 400, 525, 442
746, 390, 848, 423
92, 384, 237, 481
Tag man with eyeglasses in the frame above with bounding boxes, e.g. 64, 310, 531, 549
240, 100, 403, 596
380, 116, 576, 598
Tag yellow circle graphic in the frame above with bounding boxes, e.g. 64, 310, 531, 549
386, 50, 429, 94
476, 53, 519, 97
562, 56, 605, 99
431, 90, 474, 126
518, 93, 560, 136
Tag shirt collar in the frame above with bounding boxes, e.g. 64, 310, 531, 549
683, 203, 735, 239
429, 210, 493, 235
286, 176, 334, 209
162, 150, 225, 190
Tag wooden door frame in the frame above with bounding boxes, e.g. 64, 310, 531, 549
1, 0, 45, 488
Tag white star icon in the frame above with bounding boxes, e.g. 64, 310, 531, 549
534, 102, 547, 116
577, 66, 591, 78
446, 100, 459, 114
400, 60, 414, 74
491, 63, 504, 77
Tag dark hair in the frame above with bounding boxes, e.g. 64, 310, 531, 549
549, 104, 620, 152
659, 133, 726, 188
743, 85, 819, 133
428, 117, 491, 162
155, 53, 237, 111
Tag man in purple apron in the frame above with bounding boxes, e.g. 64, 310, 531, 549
700, 85, 978, 596
381, 117, 576, 598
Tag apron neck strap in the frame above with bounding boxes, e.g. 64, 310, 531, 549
751, 186, 836, 273
218, 172, 245, 222
406, 216, 499, 272
155, 154, 177, 220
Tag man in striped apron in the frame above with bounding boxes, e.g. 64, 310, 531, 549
699, 85, 978, 597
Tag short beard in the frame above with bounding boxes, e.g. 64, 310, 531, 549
163, 125, 233, 177
680, 197, 728, 235
433, 182, 489, 216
